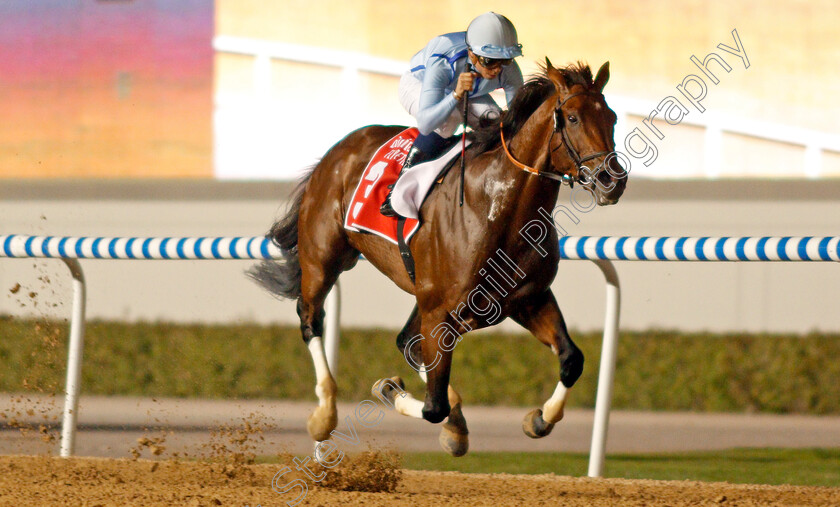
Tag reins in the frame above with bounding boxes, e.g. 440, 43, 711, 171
500, 125, 569, 184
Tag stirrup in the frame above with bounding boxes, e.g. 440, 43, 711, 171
379, 194, 397, 217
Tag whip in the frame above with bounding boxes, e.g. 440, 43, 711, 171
459, 63, 473, 207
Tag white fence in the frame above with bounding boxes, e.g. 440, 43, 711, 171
213, 35, 840, 180
2, 233, 838, 477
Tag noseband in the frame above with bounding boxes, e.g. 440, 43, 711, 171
501, 90, 612, 186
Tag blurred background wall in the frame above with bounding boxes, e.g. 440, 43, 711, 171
0, 0, 213, 178
1, 0, 838, 180
214, 0, 840, 179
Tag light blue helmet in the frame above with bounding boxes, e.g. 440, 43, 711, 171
465, 12, 523, 60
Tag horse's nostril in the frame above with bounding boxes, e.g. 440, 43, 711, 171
598, 170, 613, 185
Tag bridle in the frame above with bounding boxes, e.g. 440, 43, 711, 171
501, 90, 612, 186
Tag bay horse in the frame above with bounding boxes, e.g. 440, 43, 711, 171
249, 59, 627, 457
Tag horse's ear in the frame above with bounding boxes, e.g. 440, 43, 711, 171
546, 58, 568, 93
594, 61, 610, 92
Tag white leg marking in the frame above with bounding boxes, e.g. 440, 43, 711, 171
308, 336, 334, 406
394, 392, 425, 419
417, 363, 428, 383
308, 336, 330, 379
542, 382, 569, 424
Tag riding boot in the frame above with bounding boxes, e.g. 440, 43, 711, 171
380, 145, 426, 217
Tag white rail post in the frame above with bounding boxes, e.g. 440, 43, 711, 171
59, 258, 86, 457
587, 259, 621, 477
323, 280, 341, 374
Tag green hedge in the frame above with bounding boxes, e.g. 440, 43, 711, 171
2, 316, 839, 414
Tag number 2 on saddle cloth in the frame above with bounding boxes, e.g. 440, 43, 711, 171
343, 127, 465, 282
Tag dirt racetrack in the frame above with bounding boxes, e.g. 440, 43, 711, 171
1, 455, 839, 507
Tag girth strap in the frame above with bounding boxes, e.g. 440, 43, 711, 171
396, 216, 416, 283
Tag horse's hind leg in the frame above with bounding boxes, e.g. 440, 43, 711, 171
298, 295, 338, 442
512, 290, 583, 439
383, 307, 469, 456
297, 235, 357, 443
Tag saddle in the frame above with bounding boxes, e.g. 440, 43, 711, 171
344, 128, 465, 282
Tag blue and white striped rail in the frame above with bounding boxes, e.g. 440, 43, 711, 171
558, 236, 840, 262
4, 234, 839, 262
0, 235, 281, 260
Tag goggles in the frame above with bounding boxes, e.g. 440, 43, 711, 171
474, 55, 513, 69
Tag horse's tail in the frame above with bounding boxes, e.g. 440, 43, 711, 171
246, 168, 315, 300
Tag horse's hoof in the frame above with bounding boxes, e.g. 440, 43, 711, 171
439, 424, 469, 457
372, 376, 405, 405
439, 403, 469, 457
522, 408, 555, 439
307, 404, 338, 442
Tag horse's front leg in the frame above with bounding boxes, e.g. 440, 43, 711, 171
395, 310, 468, 456
512, 290, 584, 438
439, 385, 469, 456
374, 310, 468, 454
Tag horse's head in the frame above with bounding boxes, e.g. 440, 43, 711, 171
544, 59, 627, 205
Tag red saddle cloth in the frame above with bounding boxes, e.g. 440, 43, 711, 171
344, 128, 421, 245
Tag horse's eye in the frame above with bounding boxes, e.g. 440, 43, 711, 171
567, 115, 578, 124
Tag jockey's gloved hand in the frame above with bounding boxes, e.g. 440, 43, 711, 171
453, 71, 477, 101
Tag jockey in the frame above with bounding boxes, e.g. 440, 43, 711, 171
380, 12, 525, 217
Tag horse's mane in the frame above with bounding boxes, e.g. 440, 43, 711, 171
471, 62, 594, 153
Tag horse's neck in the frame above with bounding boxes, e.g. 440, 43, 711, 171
480, 112, 561, 230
